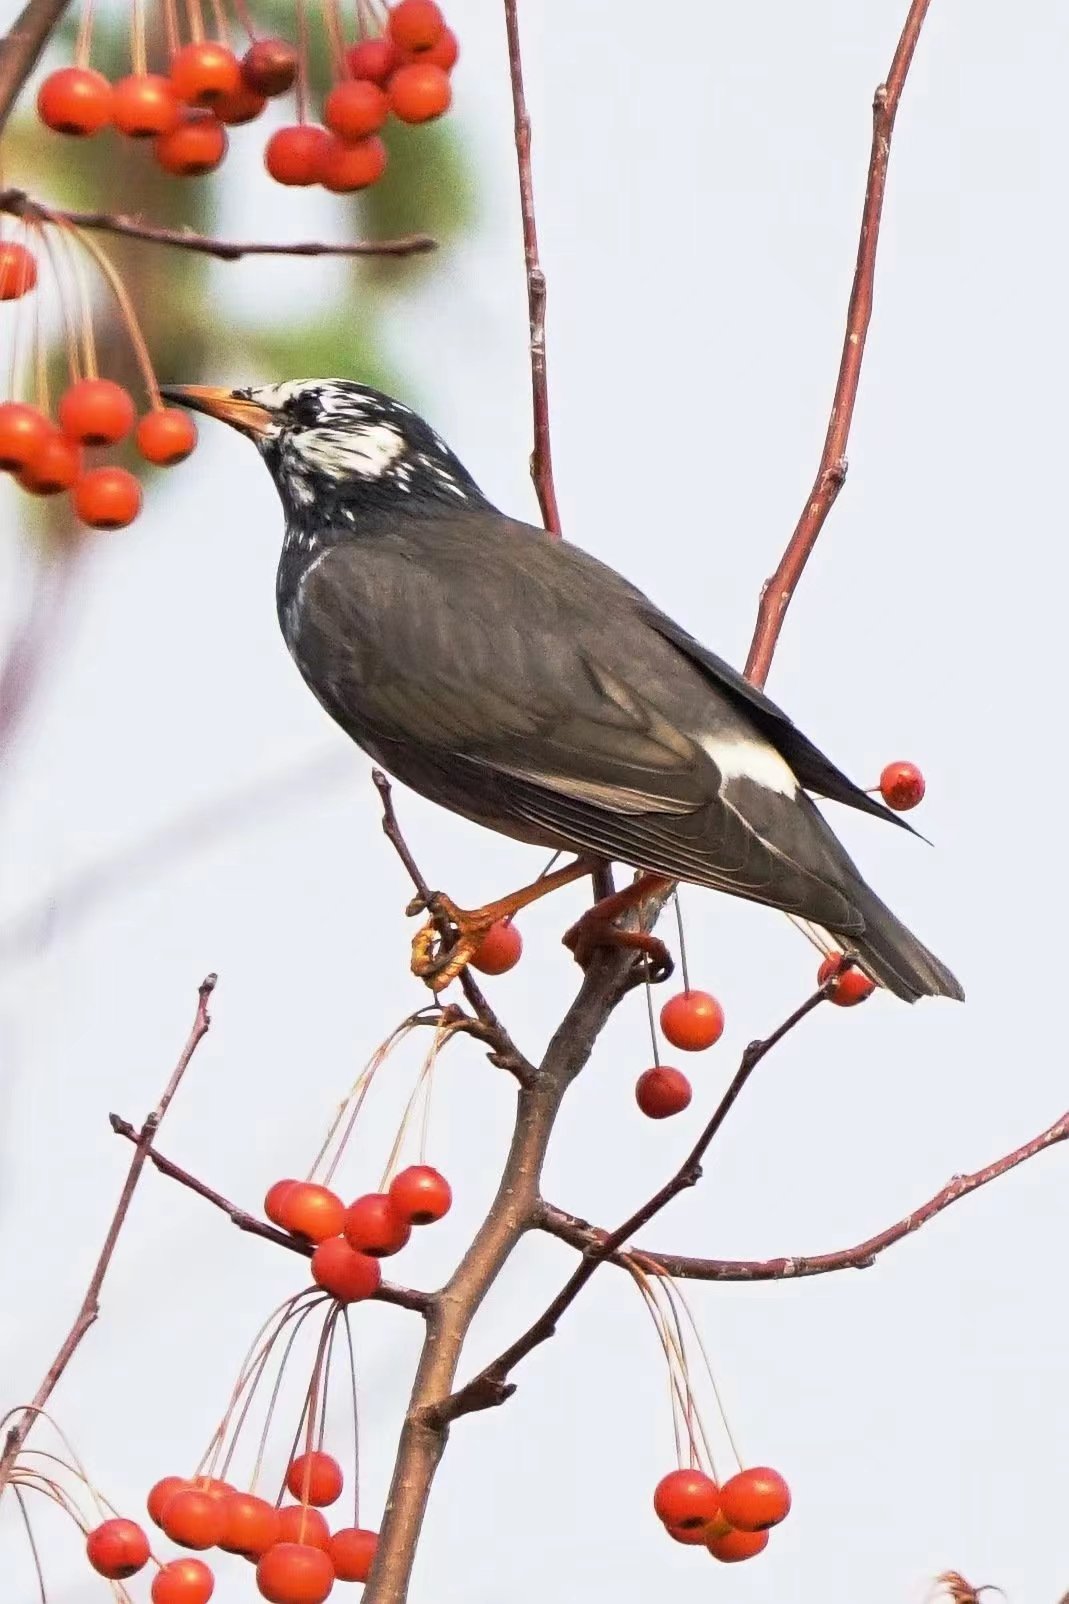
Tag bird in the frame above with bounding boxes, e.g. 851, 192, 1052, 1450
162, 376, 963, 1004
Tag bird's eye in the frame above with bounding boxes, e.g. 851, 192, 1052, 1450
287, 394, 321, 429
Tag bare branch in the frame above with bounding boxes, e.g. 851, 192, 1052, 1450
108, 1115, 431, 1315
743, 0, 933, 686
436, 987, 827, 1424
0, 0, 72, 134
504, 0, 560, 536
538, 1108, 1069, 1283
0, 189, 437, 261
0, 974, 217, 1491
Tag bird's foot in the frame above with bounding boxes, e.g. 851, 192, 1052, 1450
562, 872, 675, 982
407, 891, 493, 993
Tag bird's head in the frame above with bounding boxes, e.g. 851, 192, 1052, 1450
162, 377, 489, 535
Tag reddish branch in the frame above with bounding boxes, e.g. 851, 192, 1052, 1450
504, 0, 561, 537
539, 1106, 1069, 1281
0, 189, 437, 261
0, 974, 217, 1493
108, 1115, 431, 1314
743, 0, 933, 687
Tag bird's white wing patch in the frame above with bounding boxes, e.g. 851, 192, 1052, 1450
701, 733, 798, 797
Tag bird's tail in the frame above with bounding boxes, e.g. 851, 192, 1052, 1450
830, 882, 964, 1003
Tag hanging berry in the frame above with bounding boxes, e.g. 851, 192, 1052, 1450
653, 1468, 721, 1530
388, 62, 452, 123
817, 952, 876, 1006
285, 1451, 344, 1507
470, 919, 523, 975
705, 1526, 769, 1563
310, 1235, 383, 1301
660, 990, 725, 1051
329, 1528, 378, 1583
85, 1518, 151, 1579
169, 42, 243, 109
112, 74, 181, 137
151, 1558, 216, 1604
879, 759, 926, 811
343, 1192, 412, 1256
717, 1466, 792, 1531
219, 1492, 281, 1558
0, 242, 39, 299
635, 1065, 692, 1119
242, 39, 299, 97
265, 126, 330, 186
275, 1181, 346, 1241
389, 1165, 452, 1225
73, 466, 143, 529
37, 67, 113, 134
256, 1542, 335, 1604
136, 408, 198, 465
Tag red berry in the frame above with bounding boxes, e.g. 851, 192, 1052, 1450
264, 1178, 300, 1226
112, 73, 181, 136
285, 1451, 343, 1507
387, 61, 451, 123
879, 759, 926, 811
155, 112, 228, 176
323, 79, 388, 140
148, 1475, 190, 1527
58, 377, 135, 445
219, 1492, 281, 1558
388, 1165, 451, 1225
213, 78, 267, 124
653, 1468, 721, 1530
343, 1192, 411, 1256
277, 1181, 345, 1241
73, 466, 142, 529
346, 37, 400, 83
660, 990, 725, 1051
242, 38, 299, 97
170, 42, 242, 108
152, 1558, 216, 1604
256, 1542, 335, 1604
311, 1236, 382, 1302
635, 1065, 692, 1119
706, 1526, 769, 1562
265, 125, 329, 186
400, 26, 458, 71
160, 1487, 226, 1549
718, 1466, 791, 1532
470, 920, 522, 975
666, 1521, 711, 1546
86, 1518, 150, 1579
318, 134, 387, 192
136, 407, 198, 465
0, 402, 51, 469
387, 0, 445, 52
17, 433, 82, 495
37, 67, 113, 134
817, 953, 876, 1006
329, 1528, 377, 1583
0, 242, 38, 299
275, 1507, 330, 1550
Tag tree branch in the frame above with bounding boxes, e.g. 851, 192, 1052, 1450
0, 189, 437, 260
539, 1103, 1069, 1280
0, 974, 217, 1492
0, 0, 71, 134
107, 1115, 431, 1314
435, 987, 826, 1424
504, 0, 560, 537
743, 0, 933, 686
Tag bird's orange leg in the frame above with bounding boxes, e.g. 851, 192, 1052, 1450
408, 857, 599, 991
562, 872, 675, 981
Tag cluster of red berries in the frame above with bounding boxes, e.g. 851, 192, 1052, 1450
653, 1464, 790, 1565
0, 367, 196, 528
37, 0, 458, 192
264, 1167, 452, 1303
82, 1461, 379, 1601
636, 988, 725, 1119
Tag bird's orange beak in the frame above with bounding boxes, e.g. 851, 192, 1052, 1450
160, 384, 276, 440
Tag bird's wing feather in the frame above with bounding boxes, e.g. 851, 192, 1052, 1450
290, 524, 873, 931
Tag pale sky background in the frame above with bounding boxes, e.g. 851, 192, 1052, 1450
1, 2, 1067, 1601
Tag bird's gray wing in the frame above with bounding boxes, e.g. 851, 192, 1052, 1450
289, 521, 872, 930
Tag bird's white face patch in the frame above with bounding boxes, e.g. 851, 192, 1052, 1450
288, 421, 407, 480
702, 734, 798, 797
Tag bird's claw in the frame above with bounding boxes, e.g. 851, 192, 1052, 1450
562, 916, 674, 983
408, 892, 486, 993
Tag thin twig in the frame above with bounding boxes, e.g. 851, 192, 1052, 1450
435, 988, 827, 1424
539, 1108, 1069, 1282
371, 770, 536, 1084
0, 975, 217, 1492
107, 1115, 431, 1314
0, 191, 437, 261
743, 0, 933, 686
0, 0, 72, 132
503, 0, 560, 536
